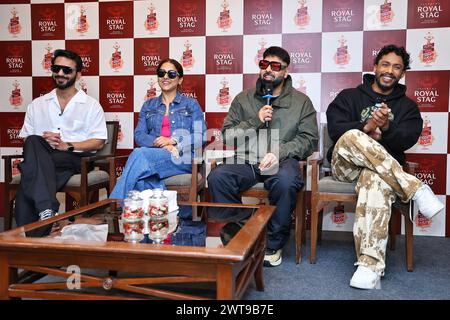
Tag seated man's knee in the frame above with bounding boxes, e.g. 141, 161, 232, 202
207, 165, 226, 187
335, 129, 363, 148
24, 135, 44, 146
269, 174, 302, 193
342, 129, 360, 139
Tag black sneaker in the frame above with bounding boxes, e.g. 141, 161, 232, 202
263, 248, 282, 267
219, 221, 243, 246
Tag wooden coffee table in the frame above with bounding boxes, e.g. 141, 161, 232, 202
0, 199, 275, 300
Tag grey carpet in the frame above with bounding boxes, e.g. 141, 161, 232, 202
244, 231, 450, 300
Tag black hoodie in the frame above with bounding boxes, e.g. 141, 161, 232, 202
326, 73, 423, 165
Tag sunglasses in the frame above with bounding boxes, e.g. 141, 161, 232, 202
157, 69, 179, 79
51, 64, 75, 75
259, 59, 287, 72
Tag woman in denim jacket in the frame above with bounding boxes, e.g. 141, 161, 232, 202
110, 58, 206, 199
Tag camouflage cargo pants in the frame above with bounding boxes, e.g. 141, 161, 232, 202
331, 129, 422, 275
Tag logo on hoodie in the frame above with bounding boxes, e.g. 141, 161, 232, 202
360, 104, 394, 123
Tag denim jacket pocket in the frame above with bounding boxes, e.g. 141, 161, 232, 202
174, 108, 192, 130
145, 110, 160, 132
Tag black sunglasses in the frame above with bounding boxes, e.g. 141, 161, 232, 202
51, 64, 75, 75
259, 59, 287, 72
157, 69, 179, 79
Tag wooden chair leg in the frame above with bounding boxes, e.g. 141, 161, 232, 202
294, 190, 304, 264
404, 212, 414, 272
79, 189, 88, 207
310, 201, 318, 264
317, 209, 323, 245
4, 198, 14, 231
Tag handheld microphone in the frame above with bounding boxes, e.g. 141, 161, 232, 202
262, 82, 274, 128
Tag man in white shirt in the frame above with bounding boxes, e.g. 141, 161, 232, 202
16, 49, 107, 234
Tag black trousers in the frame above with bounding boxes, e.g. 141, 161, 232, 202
15, 135, 90, 227
207, 158, 303, 251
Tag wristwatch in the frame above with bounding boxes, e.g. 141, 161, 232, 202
67, 142, 75, 152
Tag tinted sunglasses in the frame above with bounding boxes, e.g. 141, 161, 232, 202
157, 69, 179, 79
50, 64, 75, 75
259, 59, 287, 72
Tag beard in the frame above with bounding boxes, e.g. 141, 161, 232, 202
261, 72, 284, 90
52, 74, 77, 90
374, 72, 400, 93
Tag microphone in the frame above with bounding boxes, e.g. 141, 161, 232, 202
262, 82, 274, 128
59, 109, 63, 116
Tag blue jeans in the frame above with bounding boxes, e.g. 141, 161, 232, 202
110, 147, 191, 199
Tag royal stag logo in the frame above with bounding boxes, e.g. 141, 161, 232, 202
294, 0, 310, 28
145, 2, 159, 33
419, 32, 438, 65
217, 0, 232, 31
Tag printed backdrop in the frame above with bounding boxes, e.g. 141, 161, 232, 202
0, 0, 449, 236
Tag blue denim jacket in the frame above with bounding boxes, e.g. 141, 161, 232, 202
134, 92, 206, 155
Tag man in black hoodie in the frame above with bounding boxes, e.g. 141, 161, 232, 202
326, 45, 444, 290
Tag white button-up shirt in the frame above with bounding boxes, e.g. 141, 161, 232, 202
19, 89, 107, 143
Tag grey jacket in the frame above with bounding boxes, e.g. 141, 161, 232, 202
222, 76, 318, 164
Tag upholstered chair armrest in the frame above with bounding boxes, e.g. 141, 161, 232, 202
307, 152, 323, 194
307, 151, 323, 166
77, 155, 114, 191
299, 159, 307, 180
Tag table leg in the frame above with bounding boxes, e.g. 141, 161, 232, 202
216, 265, 235, 300
0, 254, 10, 300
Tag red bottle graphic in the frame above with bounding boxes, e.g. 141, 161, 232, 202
42, 44, 53, 73
8, 7, 22, 36
77, 5, 89, 34
9, 80, 23, 108
181, 40, 194, 70
217, 0, 232, 31
109, 42, 123, 71
331, 202, 347, 225
145, 79, 157, 101
418, 116, 433, 148
334, 35, 350, 67
420, 32, 437, 65
145, 3, 159, 33
216, 78, 231, 107
294, 0, 310, 28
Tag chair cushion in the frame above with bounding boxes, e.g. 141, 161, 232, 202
65, 171, 110, 187
11, 175, 21, 184
10, 171, 110, 187
248, 182, 265, 190
318, 176, 356, 194
164, 173, 202, 186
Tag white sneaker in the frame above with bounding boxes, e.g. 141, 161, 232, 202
38, 209, 56, 221
263, 249, 282, 267
350, 266, 381, 290
412, 184, 444, 220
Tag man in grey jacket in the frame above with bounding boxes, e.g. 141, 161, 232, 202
208, 46, 318, 267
